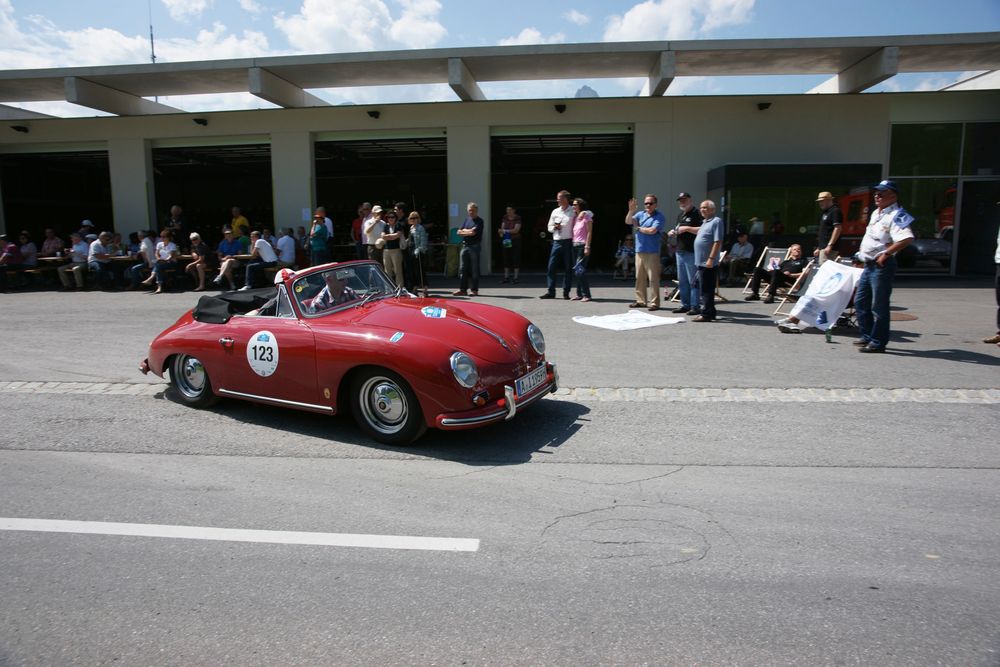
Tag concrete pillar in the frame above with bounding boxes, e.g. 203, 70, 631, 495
447, 124, 491, 274
270, 131, 315, 233
632, 121, 672, 201
107, 138, 155, 234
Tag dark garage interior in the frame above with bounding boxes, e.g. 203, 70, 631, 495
1, 151, 112, 241
491, 133, 634, 272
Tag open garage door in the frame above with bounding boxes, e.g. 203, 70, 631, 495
315, 136, 448, 247
491, 132, 634, 272
1, 150, 112, 242
153, 141, 272, 248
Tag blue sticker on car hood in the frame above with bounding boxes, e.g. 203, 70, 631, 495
390, 331, 404, 343
421, 306, 447, 319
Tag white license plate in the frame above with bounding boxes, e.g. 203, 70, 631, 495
515, 365, 547, 397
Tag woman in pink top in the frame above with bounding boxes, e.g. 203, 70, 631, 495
571, 198, 594, 301
498, 206, 522, 284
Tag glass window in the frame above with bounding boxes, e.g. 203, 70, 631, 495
889, 124, 961, 177
962, 123, 1000, 176
276, 286, 295, 318
892, 178, 955, 271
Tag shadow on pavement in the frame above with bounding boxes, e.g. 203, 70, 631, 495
163, 387, 589, 464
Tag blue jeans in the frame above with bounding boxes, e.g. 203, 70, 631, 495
151, 260, 177, 286
546, 239, 573, 296
245, 259, 276, 288
459, 244, 480, 292
88, 260, 114, 288
573, 244, 590, 298
855, 257, 896, 349
128, 262, 149, 288
676, 251, 699, 310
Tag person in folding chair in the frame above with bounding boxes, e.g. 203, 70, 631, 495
744, 243, 809, 304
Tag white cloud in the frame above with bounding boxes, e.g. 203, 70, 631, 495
0, 0, 271, 71
274, 0, 446, 53
238, 0, 263, 13
499, 27, 566, 46
564, 9, 590, 26
603, 0, 754, 41
161, 0, 212, 22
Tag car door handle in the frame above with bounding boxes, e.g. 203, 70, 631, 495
219, 337, 234, 348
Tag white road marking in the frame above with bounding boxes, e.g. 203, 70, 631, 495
1, 381, 998, 403
0, 518, 479, 552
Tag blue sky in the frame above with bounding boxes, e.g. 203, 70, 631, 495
2, 0, 998, 115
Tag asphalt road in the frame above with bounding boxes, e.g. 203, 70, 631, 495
1, 276, 998, 665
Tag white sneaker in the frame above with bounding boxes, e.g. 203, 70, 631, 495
777, 318, 803, 334
212, 275, 223, 285
237, 285, 251, 291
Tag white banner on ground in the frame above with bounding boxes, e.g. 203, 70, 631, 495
573, 311, 686, 331
789, 260, 863, 331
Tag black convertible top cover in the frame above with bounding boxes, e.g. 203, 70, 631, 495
192, 287, 278, 324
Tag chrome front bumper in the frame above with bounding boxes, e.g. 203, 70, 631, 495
436, 363, 558, 429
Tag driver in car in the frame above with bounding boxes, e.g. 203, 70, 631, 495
309, 272, 358, 313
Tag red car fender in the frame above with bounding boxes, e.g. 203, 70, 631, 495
312, 327, 471, 426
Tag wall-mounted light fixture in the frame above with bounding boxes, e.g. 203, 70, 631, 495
192, 117, 208, 126
756, 102, 772, 111
10, 125, 29, 133
554, 104, 567, 114
367, 110, 381, 119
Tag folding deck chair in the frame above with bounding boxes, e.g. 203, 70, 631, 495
742, 246, 790, 295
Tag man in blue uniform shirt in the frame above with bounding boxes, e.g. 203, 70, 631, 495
854, 180, 914, 353
625, 194, 666, 310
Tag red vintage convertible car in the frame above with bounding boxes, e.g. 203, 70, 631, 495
140, 261, 557, 445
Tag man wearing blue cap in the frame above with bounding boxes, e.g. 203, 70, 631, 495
854, 180, 914, 353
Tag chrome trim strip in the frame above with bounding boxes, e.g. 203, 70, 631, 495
457, 318, 511, 351
217, 388, 334, 412
440, 409, 507, 426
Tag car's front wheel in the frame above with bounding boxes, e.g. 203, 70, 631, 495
350, 369, 426, 445
169, 354, 219, 408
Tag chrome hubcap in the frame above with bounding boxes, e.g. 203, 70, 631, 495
175, 356, 206, 398
359, 377, 407, 434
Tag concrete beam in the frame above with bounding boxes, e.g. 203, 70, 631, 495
647, 51, 676, 96
808, 46, 900, 94
448, 58, 485, 102
0, 104, 53, 120
64, 76, 180, 115
248, 67, 329, 108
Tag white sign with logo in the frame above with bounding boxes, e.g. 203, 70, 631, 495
789, 261, 863, 331
247, 330, 279, 377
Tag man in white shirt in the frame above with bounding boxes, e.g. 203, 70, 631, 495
540, 190, 574, 299
87, 231, 115, 289
854, 180, 914, 353
240, 230, 279, 290
127, 229, 158, 289
363, 205, 386, 264
58, 232, 89, 290
276, 228, 297, 268
986, 225, 1000, 347
720, 232, 754, 286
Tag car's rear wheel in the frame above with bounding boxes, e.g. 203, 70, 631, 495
170, 354, 219, 408
350, 369, 426, 445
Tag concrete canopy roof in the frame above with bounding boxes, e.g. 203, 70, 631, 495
0, 32, 997, 114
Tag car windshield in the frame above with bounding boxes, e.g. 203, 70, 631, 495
293, 263, 395, 317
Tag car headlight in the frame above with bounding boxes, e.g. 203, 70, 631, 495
527, 323, 545, 355
450, 352, 480, 388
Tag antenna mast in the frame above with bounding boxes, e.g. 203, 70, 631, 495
148, 0, 157, 64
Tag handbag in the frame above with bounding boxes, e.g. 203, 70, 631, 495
573, 258, 586, 276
